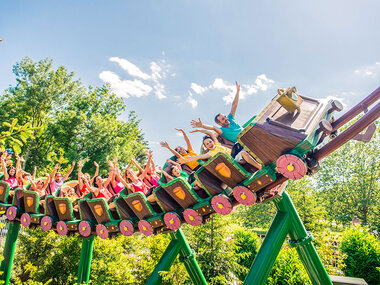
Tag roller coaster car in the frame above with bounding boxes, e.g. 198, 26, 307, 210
84, 198, 120, 239
154, 177, 211, 230
5, 188, 43, 228
238, 87, 343, 180
114, 192, 166, 236
0, 180, 12, 215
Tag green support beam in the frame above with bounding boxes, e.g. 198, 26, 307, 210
274, 191, 332, 285
0, 222, 20, 285
77, 236, 95, 284
146, 229, 206, 285
243, 211, 290, 285
244, 190, 332, 285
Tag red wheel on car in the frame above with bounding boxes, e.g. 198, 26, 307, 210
78, 221, 92, 237
20, 213, 31, 227
183, 208, 202, 226
164, 212, 181, 231
96, 224, 109, 239
41, 216, 53, 231
211, 195, 233, 215
276, 154, 307, 180
233, 186, 257, 206
119, 220, 134, 236
6, 206, 17, 221
138, 220, 153, 236
56, 221, 68, 236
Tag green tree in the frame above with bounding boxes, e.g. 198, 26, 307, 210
184, 215, 245, 285
0, 57, 147, 176
316, 123, 379, 229
287, 178, 326, 233
340, 226, 380, 285
233, 227, 260, 281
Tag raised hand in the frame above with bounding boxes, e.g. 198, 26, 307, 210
160, 141, 169, 148
175, 128, 185, 133
94, 161, 99, 168
78, 161, 83, 168
236, 81, 240, 92
189, 129, 200, 134
191, 118, 203, 128
54, 164, 60, 170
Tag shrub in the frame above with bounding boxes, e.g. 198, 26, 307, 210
340, 226, 380, 285
233, 227, 260, 281
267, 246, 310, 285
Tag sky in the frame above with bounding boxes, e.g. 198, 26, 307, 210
0, 0, 379, 166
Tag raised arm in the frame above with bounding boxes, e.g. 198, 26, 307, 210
166, 159, 182, 170
90, 161, 99, 185
1, 154, 8, 180
160, 141, 182, 158
138, 152, 153, 180
103, 162, 114, 188
130, 156, 144, 173
50, 164, 59, 183
190, 118, 223, 135
175, 128, 193, 150
42, 173, 50, 191
63, 161, 75, 181
82, 175, 98, 196
114, 171, 133, 191
32, 166, 37, 180
230, 81, 240, 117
78, 161, 84, 190
178, 153, 211, 164
190, 129, 219, 144
158, 166, 174, 182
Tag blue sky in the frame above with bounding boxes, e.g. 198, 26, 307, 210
1, 1, 379, 166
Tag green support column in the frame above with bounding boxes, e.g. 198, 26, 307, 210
146, 229, 206, 285
0, 222, 21, 285
176, 229, 207, 285
274, 191, 332, 285
145, 237, 182, 285
77, 236, 94, 284
243, 211, 290, 285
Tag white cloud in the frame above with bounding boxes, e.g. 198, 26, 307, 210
354, 62, 380, 77
150, 60, 170, 99
191, 83, 208, 94
99, 71, 152, 98
188, 74, 275, 105
186, 92, 198, 109
110, 57, 151, 80
100, 56, 174, 100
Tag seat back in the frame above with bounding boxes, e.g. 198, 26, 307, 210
124, 193, 155, 220
23, 190, 40, 214
87, 199, 114, 223
203, 152, 250, 189
54, 197, 75, 221
195, 168, 224, 196
0, 180, 10, 203
45, 196, 58, 217
161, 179, 199, 209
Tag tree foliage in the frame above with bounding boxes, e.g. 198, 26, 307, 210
0, 57, 147, 175
316, 122, 379, 230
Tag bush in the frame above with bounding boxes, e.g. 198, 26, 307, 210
233, 227, 260, 281
267, 246, 310, 285
340, 226, 380, 285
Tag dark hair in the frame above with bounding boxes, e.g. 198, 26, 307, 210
170, 165, 179, 177
93, 175, 102, 187
175, 146, 188, 154
7, 166, 16, 177
214, 113, 222, 124
202, 135, 212, 144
